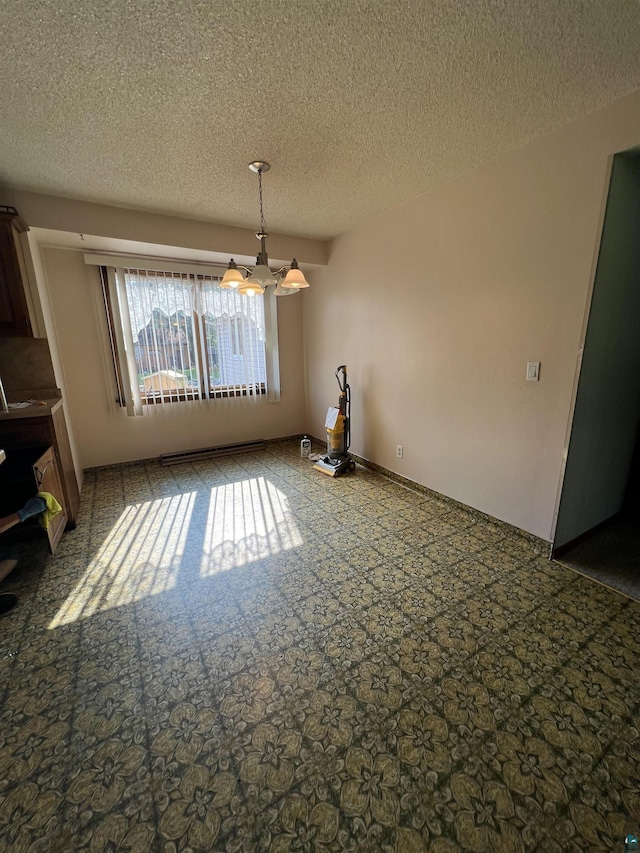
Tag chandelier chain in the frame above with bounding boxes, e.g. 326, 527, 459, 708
258, 169, 266, 235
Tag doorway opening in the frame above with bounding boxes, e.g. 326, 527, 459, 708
552, 148, 640, 600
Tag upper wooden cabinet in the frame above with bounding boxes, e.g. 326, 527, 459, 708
0, 205, 32, 337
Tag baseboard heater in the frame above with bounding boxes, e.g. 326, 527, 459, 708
160, 440, 266, 466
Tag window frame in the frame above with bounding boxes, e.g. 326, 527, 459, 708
93, 256, 281, 413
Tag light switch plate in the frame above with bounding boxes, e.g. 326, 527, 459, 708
526, 362, 540, 381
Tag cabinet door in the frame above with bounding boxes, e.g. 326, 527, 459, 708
32, 446, 67, 554
0, 213, 31, 337
0, 409, 79, 527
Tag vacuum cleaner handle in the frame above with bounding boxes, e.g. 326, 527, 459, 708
335, 365, 350, 450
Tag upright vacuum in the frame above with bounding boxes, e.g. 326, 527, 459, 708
313, 365, 356, 476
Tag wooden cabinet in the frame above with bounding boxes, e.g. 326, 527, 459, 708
0, 444, 67, 554
0, 206, 32, 337
0, 399, 80, 527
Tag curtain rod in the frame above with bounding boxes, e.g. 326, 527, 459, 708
83, 252, 227, 277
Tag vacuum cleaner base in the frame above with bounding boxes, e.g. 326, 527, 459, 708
313, 455, 355, 477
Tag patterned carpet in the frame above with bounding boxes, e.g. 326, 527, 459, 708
0, 440, 638, 852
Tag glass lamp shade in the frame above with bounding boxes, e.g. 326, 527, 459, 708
220, 267, 245, 289
238, 279, 265, 296
281, 265, 309, 289
274, 278, 298, 296
247, 264, 278, 287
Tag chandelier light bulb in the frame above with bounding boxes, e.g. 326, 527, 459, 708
238, 279, 265, 296
220, 260, 245, 289
281, 259, 309, 289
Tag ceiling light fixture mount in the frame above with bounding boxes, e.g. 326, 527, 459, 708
220, 161, 309, 296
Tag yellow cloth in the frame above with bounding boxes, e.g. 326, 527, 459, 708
36, 492, 63, 530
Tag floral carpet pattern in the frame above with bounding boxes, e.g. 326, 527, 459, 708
0, 440, 638, 852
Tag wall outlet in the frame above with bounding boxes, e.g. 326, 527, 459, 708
396, 445, 403, 458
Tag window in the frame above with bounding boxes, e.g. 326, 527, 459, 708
92, 259, 280, 415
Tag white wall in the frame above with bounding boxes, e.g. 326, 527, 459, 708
303, 88, 640, 540
39, 247, 307, 469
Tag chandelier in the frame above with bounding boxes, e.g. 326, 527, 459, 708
220, 161, 309, 296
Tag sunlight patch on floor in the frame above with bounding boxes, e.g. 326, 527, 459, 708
49, 492, 196, 627
200, 477, 303, 576
48, 478, 303, 627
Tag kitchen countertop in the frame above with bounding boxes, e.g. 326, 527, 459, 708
0, 399, 63, 420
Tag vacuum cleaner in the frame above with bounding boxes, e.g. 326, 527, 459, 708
313, 365, 356, 476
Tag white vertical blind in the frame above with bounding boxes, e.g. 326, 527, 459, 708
263, 286, 281, 402
112, 268, 143, 416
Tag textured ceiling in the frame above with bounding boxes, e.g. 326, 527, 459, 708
1, 1, 640, 240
